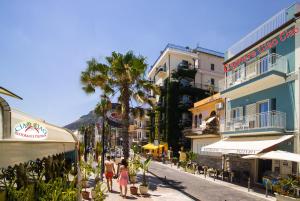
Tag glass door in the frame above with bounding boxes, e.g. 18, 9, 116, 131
259, 101, 269, 127
259, 55, 269, 74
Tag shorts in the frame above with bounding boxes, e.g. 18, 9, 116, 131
105, 172, 113, 179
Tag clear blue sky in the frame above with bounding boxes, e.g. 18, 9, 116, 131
0, 0, 296, 126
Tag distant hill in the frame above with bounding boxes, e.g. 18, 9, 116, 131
64, 111, 100, 131
64, 103, 123, 131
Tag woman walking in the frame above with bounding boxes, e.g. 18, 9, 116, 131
118, 159, 129, 198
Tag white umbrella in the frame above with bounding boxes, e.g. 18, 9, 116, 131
242, 150, 300, 163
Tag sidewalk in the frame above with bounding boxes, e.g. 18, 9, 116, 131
82, 161, 193, 201
105, 173, 193, 201
150, 160, 275, 201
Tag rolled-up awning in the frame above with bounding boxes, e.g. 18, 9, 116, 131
0, 109, 77, 168
201, 135, 293, 155
0, 86, 22, 100
243, 150, 300, 162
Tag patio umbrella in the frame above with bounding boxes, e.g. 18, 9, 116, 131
242, 150, 300, 162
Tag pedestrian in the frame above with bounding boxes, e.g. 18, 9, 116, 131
105, 155, 115, 192
118, 159, 129, 198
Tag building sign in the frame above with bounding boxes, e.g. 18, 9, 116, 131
224, 26, 299, 72
14, 121, 48, 140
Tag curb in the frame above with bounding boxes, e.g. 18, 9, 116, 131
149, 161, 275, 201
148, 170, 200, 201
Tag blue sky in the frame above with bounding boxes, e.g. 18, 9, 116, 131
0, 0, 296, 126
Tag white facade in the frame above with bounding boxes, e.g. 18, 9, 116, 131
147, 44, 224, 94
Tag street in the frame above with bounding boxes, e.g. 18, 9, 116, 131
149, 161, 270, 201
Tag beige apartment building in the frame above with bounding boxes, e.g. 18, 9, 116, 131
147, 44, 224, 93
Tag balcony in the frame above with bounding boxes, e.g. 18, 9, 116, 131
221, 111, 286, 136
155, 66, 167, 79
219, 54, 287, 99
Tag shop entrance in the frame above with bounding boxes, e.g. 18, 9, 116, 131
257, 159, 272, 183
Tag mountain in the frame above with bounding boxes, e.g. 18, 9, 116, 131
64, 103, 122, 131
64, 111, 100, 131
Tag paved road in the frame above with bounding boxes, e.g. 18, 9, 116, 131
149, 162, 268, 201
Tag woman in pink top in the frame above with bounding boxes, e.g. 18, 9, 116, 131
118, 159, 129, 198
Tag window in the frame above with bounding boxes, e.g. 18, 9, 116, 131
194, 115, 198, 128
232, 107, 243, 121
259, 55, 269, 74
198, 114, 202, 127
211, 64, 215, 71
211, 78, 215, 85
258, 100, 269, 127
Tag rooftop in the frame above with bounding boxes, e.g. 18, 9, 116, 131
149, 43, 224, 74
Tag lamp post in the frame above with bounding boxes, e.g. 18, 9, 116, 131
101, 114, 105, 181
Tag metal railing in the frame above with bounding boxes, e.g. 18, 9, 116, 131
219, 54, 287, 92
226, 9, 287, 59
221, 111, 286, 133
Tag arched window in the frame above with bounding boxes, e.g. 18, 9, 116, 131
194, 115, 198, 128
210, 111, 216, 117
199, 114, 202, 127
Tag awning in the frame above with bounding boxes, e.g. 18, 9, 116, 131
0, 86, 22, 100
0, 109, 77, 168
243, 150, 300, 162
201, 135, 293, 155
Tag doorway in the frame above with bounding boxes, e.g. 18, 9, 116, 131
257, 159, 272, 183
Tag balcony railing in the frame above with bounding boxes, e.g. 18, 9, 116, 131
219, 54, 287, 92
221, 111, 286, 133
226, 8, 287, 59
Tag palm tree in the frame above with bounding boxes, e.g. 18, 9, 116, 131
79, 126, 88, 161
94, 95, 112, 180
80, 51, 158, 159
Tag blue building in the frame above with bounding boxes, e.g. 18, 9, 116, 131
203, 3, 300, 183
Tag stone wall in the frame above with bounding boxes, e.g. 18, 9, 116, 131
196, 154, 222, 169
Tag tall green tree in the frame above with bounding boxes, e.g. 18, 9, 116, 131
80, 51, 158, 159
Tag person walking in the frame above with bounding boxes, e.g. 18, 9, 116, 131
118, 159, 129, 198
104, 155, 115, 192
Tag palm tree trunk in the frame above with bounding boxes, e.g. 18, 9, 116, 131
122, 88, 130, 159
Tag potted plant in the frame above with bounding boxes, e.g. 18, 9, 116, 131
129, 156, 140, 195
272, 177, 300, 201
94, 160, 102, 184
172, 157, 178, 166
91, 182, 107, 201
80, 160, 93, 199
139, 158, 151, 195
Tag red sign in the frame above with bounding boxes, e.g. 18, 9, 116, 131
224, 26, 299, 72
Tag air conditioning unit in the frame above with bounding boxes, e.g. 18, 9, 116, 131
215, 102, 224, 110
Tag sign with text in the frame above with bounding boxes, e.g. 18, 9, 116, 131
224, 26, 299, 72
14, 121, 48, 140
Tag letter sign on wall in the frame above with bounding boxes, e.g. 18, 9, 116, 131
224, 26, 299, 72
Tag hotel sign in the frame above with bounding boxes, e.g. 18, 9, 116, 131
224, 26, 299, 72
14, 121, 48, 140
